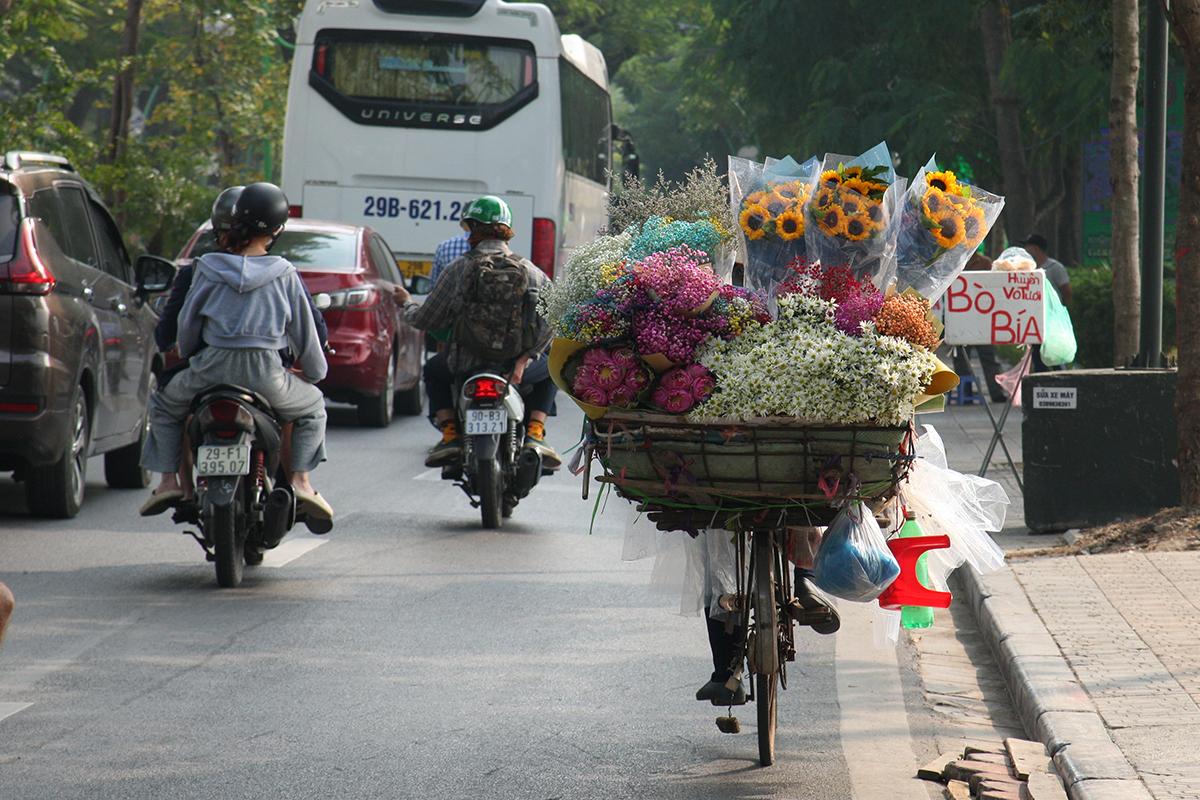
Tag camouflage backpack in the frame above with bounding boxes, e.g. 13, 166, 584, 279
453, 252, 532, 364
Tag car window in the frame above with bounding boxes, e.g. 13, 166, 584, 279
52, 186, 100, 269
0, 191, 16, 264
370, 236, 401, 283
87, 200, 133, 283
188, 228, 360, 272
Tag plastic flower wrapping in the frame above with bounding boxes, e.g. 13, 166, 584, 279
728, 155, 820, 293
894, 157, 1005, 302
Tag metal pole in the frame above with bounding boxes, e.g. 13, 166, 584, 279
1138, 0, 1169, 367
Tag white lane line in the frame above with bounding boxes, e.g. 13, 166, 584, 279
0, 702, 32, 723
259, 538, 327, 568
836, 602, 930, 800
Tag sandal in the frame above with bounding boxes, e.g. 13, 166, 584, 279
139, 489, 185, 517
294, 488, 333, 521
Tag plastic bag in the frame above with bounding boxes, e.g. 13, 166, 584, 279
993, 353, 1030, 407
812, 502, 900, 602
902, 425, 1009, 591
804, 142, 907, 291
1040, 285, 1077, 366
895, 156, 1005, 303
993, 246, 1036, 271
728, 154, 820, 296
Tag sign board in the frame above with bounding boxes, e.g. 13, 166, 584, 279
940, 270, 1046, 346
1032, 386, 1077, 409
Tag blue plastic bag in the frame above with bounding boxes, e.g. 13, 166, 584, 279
813, 502, 901, 603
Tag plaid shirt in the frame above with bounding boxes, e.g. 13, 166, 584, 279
402, 240, 552, 372
431, 232, 471, 286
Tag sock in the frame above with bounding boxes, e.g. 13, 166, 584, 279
527, 419, 545, 440
439, 420, 458, 443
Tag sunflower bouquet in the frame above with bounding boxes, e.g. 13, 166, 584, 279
728, 155, 821, 294
895, 158, 1004, 302
804, 142, 906, 292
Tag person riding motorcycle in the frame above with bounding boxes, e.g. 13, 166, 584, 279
391, 196, 561, 469
138, 182, 333, 521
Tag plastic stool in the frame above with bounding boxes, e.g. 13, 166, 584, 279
948, 375, 984, 406
876, 535, 953, 610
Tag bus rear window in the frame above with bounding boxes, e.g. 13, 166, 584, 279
311, 31, 538, 130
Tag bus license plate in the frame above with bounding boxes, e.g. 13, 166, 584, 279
196, 444, 251, 477
465, 409, 506, 435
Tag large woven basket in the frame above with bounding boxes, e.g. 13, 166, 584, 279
588, 410, 914, 529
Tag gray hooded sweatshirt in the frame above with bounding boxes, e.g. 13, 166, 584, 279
177, 252, 327, 383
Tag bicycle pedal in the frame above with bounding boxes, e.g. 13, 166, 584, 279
715, 716, 741, 734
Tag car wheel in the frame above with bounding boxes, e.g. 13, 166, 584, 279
105, 373, 154, 489
393, 376, 423, 416
27, 387, 90, 518
356, 349, 395, 428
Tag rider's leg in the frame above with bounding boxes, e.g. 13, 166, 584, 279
423, 352, 460, 467
140, 359, 211, 513
519, 354, 561, 468
786, 527, 840, 634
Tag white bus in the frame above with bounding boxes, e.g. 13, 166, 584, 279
281, 0, 612, 280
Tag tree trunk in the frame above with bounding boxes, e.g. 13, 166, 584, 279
1111, 0, 1142, 366
979, 0, 1038, 244
1170, 1, 1200, 507
106, 0, 145, 165
1061, 149, 1083, 267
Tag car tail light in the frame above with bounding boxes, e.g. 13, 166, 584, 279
288, 205, 303, 218
0, 402, 39, 413
315, 44, 329, 77
0, 219, 56, 295
327, 285, 378, 309
466, 377, 503, 400
531, 218, 556, 279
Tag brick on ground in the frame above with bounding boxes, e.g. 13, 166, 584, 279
978, 785, 1022, 800
968, 770, 1022, 794
918, 752, 958, 782
1004, 738, 1052, 780
1021, 772, 1069, 800
944, 759, 1015, 784
945, 780, 971, 800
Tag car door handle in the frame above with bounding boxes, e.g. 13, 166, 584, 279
82, 286, 94, 300
111, 300, 128, 315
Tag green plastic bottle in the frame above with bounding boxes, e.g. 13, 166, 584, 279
899, 511, 935, 629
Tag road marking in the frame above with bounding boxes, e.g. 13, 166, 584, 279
259, 538, 327, 568
835, 602, 930, 800
0, 702, 32, 723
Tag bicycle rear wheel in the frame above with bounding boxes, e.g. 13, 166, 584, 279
751, 531, 779, 766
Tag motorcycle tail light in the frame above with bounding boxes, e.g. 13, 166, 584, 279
208, 399, 241, 424
467, 377, 502, 400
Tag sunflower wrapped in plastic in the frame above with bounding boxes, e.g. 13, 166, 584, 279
804, 142, 907, 292
728, 154, 821, 294
895, 157, 1005, 302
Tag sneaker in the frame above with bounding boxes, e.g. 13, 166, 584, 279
695, 678, 748, 706
523, 420, 562, 470
425, 422, 462, 468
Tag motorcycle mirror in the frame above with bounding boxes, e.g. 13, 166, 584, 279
312, 292, 332, 311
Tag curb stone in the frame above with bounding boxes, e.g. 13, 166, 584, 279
953, 565, 1156, 800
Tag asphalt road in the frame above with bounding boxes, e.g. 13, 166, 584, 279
0, 401, 940, 799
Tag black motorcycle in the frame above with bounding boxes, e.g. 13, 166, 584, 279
441, 371, 546, 528
171, 385, 330, 587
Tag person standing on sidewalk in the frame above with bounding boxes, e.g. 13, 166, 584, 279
1022, 234, 1071, 373
951, 252, 1006, 402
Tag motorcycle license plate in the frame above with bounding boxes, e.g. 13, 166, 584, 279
196, 444, 251, 476
465, 409, 506, 435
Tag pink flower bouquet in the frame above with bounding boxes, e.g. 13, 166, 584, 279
569, 345, 653, 409
650, 363, 716, 415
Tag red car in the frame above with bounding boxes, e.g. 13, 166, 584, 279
176, 219, 423, 427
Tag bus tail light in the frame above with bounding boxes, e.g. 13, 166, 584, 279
531, 218, 555, 278
288, 205, 303, 218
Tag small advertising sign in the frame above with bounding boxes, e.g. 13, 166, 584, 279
941, 270, 1046, 346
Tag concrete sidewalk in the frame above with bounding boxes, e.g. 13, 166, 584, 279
934, 403, 1195, 800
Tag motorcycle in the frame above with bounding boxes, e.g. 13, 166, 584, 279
441, 371, 546, 528
171, 386, 331, 587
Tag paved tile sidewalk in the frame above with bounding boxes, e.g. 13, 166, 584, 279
933, 403, 1199, 800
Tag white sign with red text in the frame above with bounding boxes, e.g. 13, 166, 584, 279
939, 270, 1046, 346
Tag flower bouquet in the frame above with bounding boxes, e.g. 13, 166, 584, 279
728, 155, 821, 294
804, 142, 907, 291
894, 158, 1005, 302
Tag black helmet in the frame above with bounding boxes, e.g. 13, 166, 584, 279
211, 185, 244, 232
232, 182, 289, 235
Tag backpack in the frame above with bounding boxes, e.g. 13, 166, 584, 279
453, 252, 534, 363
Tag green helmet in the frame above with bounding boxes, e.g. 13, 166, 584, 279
463, 195, 512, 226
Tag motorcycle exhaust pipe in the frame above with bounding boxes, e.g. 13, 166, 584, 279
513, 448, 543, 498
262, 486, 295, 549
